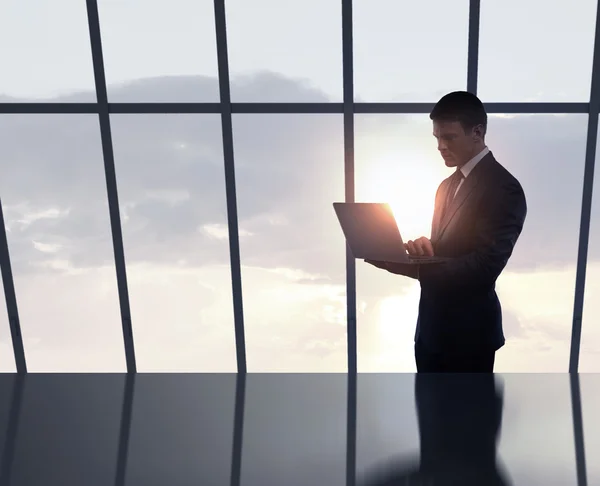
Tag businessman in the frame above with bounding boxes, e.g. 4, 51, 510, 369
366, 91, 527, 373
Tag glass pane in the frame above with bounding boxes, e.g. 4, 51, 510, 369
488, 115, 586, 372
98, 0, 219, 102
226, 0, 342, 102
355, 114, 586, 372
10, 375, 123, 486
110, 114, 236, 372
241, 375, 347, 485
125, 375, 236, 484
355, 115, 447, 371
0, 0, 96, 102
581, 374, 600, 483
233, 114, 346, 371
0, 268, 17, 372
0, 114, 125, 372
479, 0, 597, 102
354, 0, 468, 102
581, 123, 600, 371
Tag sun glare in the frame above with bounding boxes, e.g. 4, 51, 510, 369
359, 152, 446, 241
378, 283, 421, 341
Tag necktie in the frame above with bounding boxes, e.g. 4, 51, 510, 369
442, 169, 464, 219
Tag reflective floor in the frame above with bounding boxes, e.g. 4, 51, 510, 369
0, 373, 597, 485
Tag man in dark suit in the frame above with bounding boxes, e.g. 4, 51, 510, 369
366, 91, 527, 373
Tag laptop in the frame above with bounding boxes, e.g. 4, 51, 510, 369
333, 202, 448, 265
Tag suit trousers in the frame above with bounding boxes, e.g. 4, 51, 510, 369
415, 341, 496, 373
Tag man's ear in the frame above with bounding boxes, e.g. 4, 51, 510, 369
473, 124, 484, 141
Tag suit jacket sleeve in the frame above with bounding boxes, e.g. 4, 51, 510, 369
384, 262, 419, 279
418, 180, 527, 290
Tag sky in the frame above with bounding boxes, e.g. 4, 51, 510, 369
1, 0, 600, 374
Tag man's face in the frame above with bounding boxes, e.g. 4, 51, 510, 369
432, 120, 480, 167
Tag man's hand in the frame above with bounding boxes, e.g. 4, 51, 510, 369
364, 259, 388, 270
404, 236, 434, 257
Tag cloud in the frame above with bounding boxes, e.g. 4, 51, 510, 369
1, 75, 593, 276
0, 79, 346, 279
1, 72, 599, 371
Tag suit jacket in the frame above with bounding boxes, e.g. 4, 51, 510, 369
413, 151, 527, 354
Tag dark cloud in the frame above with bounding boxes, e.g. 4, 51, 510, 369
1, 74, 598, 286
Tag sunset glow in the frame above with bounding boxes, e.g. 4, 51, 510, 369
357, 151, 447, 241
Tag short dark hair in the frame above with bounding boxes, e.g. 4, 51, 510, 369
430, 91, 487, 135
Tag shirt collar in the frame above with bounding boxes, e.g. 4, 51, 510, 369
460, 146, 489, 178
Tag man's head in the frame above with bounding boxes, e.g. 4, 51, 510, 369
430, 91, 487, 168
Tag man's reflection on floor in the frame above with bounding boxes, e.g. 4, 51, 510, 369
359, 373, 511, 485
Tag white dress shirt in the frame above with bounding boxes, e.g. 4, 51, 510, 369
453, 146, 489, 198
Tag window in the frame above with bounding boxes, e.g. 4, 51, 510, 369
233, 114, 346, 371
226, 0, 342, 102
355, 115, 442, 371
479, 0, 597, 101
581, 124, 600, 372
97, 0, 219, 102
0, 0, 598, 373
487, 115, 587, 372
110, 114, 237, 371
354, 0, 468, 101
355, 114, 587, 372
0, 114, 126, 371
0, 0, 95, 101
0, 268, 16, 372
